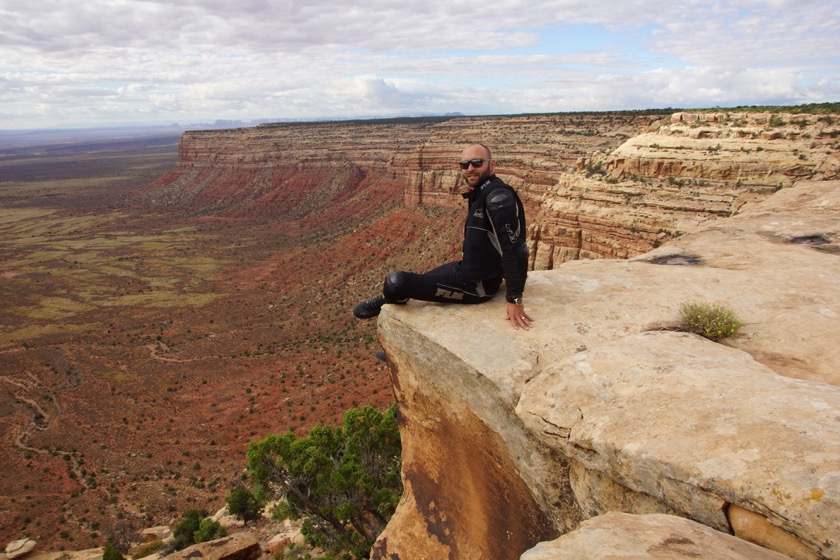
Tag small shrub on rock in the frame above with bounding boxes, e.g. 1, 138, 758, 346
194, 518, 226, 543
129, 540, 165, 559
171, 509, 206, 551
248, 404, 402, 560
227, 487, 263, 524
103, 541, 124, 560
679, 302, 743, 341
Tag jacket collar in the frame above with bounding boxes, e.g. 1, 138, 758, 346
461, 174, 496, 200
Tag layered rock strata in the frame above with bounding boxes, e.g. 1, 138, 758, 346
528, 111, 839, 266
373, 180, 840, 559
146, 112, 839, 271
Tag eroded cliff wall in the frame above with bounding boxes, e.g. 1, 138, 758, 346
143, 111, 839, 273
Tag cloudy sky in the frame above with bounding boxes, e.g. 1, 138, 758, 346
1, 0, 838, 130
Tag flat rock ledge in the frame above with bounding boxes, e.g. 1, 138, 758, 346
521, 512, 793, 560
164, 532, 260, 560
373, 180, 840, 560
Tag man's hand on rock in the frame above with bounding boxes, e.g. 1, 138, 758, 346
506, 302, 532, 330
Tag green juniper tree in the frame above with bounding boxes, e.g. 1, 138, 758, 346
247, 404, 402, 560
227, 487, 263, 525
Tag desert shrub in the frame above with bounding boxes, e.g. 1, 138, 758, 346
769, 114, 787, 127
274, 544, 314, 559
194, 518, 226, 543
248, 404, 402, 560
170, 509, 206, 551
679, 302, 743, 341
129, 539, 165, 559
227, 487, 263, 524
102, 541, 124, 560
585, 162, 605, 177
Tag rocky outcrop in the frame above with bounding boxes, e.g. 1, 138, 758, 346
165, 533, 260, 560
373, 179, 840, 559
528, 112, 839, 266
19, 549, 104, 560
4, 539, 36, 560
520, 512, 794, 560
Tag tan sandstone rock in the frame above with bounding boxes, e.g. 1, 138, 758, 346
139, 526, 171, 542
210, 506, 244, 529
518, 330, 838, 555
374, 180, 840, 560
164, 532, 260, 560
24, 549, 103, 560
4, 540, 36, 560
521, 512, 792, 559
728, 505, 821, 560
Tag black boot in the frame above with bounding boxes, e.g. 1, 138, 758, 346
353, 294, 387, 319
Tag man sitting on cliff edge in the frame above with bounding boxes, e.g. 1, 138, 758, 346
352, 143, 532, 330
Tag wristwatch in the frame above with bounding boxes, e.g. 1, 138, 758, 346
507, 296, 524, 306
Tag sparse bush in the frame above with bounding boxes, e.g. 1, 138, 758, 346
585, 162, 606, 177
769, 114, 786, 127
194, 518, 226, 543
129, 539, 165, 559
170, 509, 206, 551
679, 302, 743, 341
102, 541, 124, 560
274, 544, 313, 559
227, 487, 263, 525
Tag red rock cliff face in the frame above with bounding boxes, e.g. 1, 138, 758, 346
142, 112, 839, 269
142, 122, 427, 222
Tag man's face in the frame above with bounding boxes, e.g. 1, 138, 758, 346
459, 146, 495, 188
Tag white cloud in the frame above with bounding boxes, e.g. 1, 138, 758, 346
0, 0, 837, 128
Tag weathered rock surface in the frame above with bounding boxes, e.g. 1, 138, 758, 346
164, 532, 260, 560
23, 549, 103, 560
531, 112, 839, 266
520, 512, 793, 559
4, 539, 36, 560
139, 526, 172, 542
374, 179, 840, 559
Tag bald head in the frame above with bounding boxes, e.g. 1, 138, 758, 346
459, 143, 495, 188
461, 144, 492, 161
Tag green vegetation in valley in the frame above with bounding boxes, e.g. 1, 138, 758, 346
0, 206, 228, 348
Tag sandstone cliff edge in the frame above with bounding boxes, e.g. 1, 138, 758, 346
374, 176, 839, 560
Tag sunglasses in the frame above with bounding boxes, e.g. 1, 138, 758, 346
459, 158, 491, 170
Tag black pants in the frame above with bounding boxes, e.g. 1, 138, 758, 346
384, 261, 501, 304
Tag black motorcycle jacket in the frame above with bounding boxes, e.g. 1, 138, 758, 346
461, 175, 528, 301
